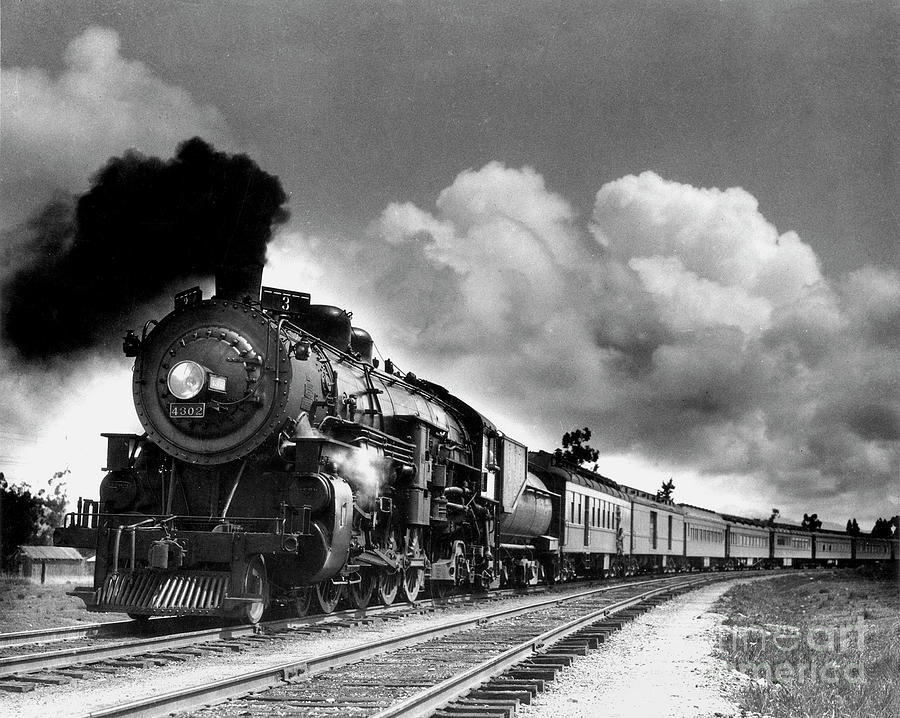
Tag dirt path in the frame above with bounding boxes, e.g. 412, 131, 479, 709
518, 579, 764, 718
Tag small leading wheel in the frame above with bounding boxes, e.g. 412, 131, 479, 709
401, 565, 424, 603
292, 587, 313, 617
238, 555, 269, 625
377, 570, 401, 606
347, 571, 376, 610
315, 578, 343, 614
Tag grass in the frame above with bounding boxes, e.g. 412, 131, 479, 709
714, 566, 900, 718
0, 575, 127, 633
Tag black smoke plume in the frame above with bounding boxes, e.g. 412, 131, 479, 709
1, 138, 289, 360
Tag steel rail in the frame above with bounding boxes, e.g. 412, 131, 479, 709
0, 623, 252, 679
77, 573, 710, 718
0, 600, 433, 679
0, 619, 142, 649
371, 576, 713, 718
0, 570, 681, 650
0, 578, 545, 649
1, 573, 675, 677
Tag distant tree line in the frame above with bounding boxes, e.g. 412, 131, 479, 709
0, 470, 69, 572
868, 516, 898, 538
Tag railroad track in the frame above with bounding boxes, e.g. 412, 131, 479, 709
58, 574, 736, 717
0, 581, 562, 653
0, 571, 689, 653
0, 581, 570, 682
0, 602, 436, 692
177, 576, 719, 718
2, 571, 770, 716
3, 578, 612, 692
0, 618, 151, 650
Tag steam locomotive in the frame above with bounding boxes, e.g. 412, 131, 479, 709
57, 267, 897, 623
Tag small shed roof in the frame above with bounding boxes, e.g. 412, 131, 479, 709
17, 546, 84, 561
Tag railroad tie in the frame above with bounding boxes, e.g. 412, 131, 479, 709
192, 643, 238, 654
467, 688, 533, 704
543, 644, 589, 656
10, 672, 71, 685
216, 641, 248, 650
592, 620, 627, 630
455, 697, 519, 716
482, 678, 542, 694
152, 651, 193, 662
162, 647, 217, 657
285, 627, 331, 635
105, 658, 156, 669
53, 669, 93, 679
241, 697, 387, 709
524, 654, 573, 666
435, 705, 513, 718
506, 667, 558, 681
0, 680, 36, 693
553, 633, 598, 648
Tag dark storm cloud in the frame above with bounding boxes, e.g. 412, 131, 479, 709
1, 138, 289, 359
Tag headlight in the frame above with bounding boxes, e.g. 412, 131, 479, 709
167, 360, 206, 399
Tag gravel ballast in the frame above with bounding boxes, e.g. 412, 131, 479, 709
518, 579, 763, 718
0, 583, 627, 717
1, 578, 763, 718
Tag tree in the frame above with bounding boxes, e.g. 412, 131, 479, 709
766, 508, 780, 526
656, 478, 675, 502
0, 470, 69, 571
801, 513, 822, 531
846, 518, 860, 535
871, 516, 899, 538
554, 427, 599, 468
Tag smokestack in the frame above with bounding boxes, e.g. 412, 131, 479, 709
215, 263, 264, 302
1, 138, 289, 359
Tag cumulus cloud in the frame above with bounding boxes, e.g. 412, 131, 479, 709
0, 26, 234, 230
271, 166, 898, 522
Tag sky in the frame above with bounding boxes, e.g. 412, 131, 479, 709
1, 0, 897, 530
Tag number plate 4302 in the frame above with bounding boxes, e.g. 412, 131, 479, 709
170, 403, 206, 418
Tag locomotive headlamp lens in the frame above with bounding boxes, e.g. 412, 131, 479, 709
167, 361, 206, 399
